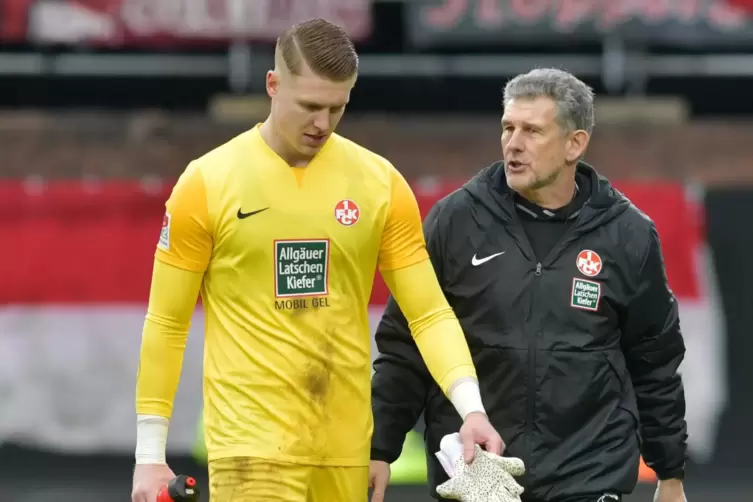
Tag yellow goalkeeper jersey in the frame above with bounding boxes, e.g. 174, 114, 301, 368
145, 125, 429, 466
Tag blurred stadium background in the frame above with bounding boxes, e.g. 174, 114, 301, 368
1, 0, 753, 501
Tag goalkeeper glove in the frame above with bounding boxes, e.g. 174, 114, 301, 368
435, 433, 525, 502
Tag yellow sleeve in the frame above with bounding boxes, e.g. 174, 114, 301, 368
155, 162, 213, 272
378, 168, 429, 272
135, 259, 203, 418
136, 163, 212, 418
381, 259, 477, 395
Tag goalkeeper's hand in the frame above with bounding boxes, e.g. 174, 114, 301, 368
436, 444, 525, 502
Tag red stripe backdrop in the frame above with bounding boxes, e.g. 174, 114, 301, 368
0, 180, 700, 305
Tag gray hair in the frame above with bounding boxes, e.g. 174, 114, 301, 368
503, 68, 595, 134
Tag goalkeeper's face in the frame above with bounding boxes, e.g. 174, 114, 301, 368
268, 62, 356, 158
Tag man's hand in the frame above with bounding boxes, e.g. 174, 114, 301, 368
654, 479, 687, 502
459, 411, 505, 462
369, 460, 391, 502
132, 463, 176, 502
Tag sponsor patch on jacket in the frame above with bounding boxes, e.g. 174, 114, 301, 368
571, 278, 601, 311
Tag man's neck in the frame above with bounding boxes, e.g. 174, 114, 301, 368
259, 119, 310, 167
517, 171, 577, 210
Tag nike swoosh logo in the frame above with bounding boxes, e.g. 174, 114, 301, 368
471, 251, 505, 266
237, 207, 269, 219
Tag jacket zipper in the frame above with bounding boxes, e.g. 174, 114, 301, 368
524, 262, 543, 491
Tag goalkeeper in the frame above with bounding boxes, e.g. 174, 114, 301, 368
132, 18, 504, 502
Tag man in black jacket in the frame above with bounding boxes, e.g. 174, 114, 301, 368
369, 69, 688, 502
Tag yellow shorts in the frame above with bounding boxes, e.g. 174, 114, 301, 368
208, 457, 369, 502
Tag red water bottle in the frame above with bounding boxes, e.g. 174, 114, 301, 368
156, 475, 200, 502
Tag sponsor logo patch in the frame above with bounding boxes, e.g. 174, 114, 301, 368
571, 277, 601, 311
274, 239, 329, 297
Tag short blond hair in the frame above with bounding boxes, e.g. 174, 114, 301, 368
276, 18, 358, 82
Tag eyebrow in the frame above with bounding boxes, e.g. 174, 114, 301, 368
502, 119, 544, 129
298, 99, 347, 109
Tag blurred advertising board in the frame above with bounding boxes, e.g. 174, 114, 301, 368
406, 0, 753, 48
0, 0, 371, 46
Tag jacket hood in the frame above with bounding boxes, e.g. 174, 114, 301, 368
462, 161, 631, 231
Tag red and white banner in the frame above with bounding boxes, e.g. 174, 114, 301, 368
0, 179, 726, 461
0, 0, 372, 46
729, 0, 753, 13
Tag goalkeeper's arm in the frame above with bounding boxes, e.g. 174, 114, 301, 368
378, 172, 484, 422
382, 261, 484, 421
135, 259, 203, 464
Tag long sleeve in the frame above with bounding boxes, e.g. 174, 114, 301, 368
621, 225, 688, 480
372, 200, 470, 463
135, 162, 212, 418
376, 169, 476, 393
135, 260, 203, 417
382, 260, 477, 394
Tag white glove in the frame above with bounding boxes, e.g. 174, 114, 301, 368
435, 433, 525, 502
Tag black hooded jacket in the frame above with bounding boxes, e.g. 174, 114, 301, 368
371, 162, 688, 501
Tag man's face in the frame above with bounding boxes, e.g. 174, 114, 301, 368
267, 65, 355, 159
501, 96, 572, 193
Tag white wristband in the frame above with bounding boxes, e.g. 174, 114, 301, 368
448, 379, 486, 420
135, 414, 169, 465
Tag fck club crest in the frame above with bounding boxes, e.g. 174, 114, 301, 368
576, 249, 602, 277
334, 199, 360, 226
